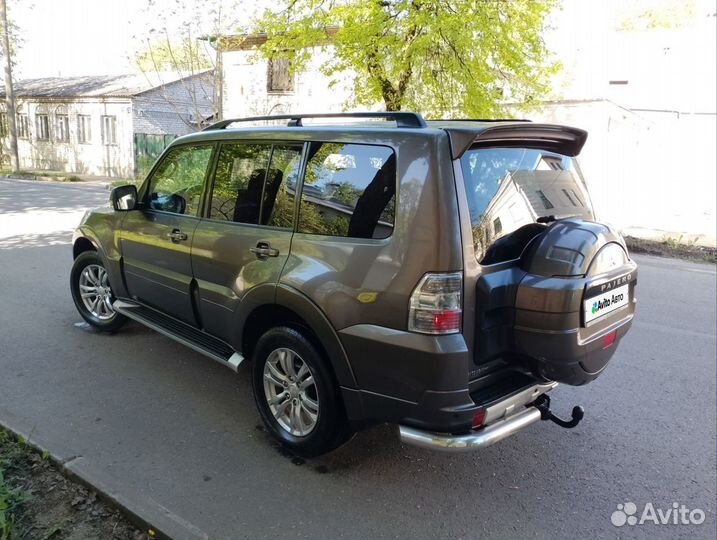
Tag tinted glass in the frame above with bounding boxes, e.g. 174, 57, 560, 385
298, 143, 395, 239
209, 144, 272, 224
459, 147, 594, 263
262, 145, 302, 228
148, 145, 213, 216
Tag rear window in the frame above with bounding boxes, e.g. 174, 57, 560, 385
460, 147, 594, 263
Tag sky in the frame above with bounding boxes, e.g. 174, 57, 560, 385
5, 0, 716, 111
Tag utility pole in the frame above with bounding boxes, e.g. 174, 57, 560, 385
0, 0, 19, 172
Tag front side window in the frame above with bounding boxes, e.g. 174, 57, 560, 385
459, 147, 594, 263
297, 142, 396, 239
148, 145, 213, 216
78, 115, 92, 143
101, 115, 117, 145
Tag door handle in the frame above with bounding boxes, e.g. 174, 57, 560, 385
167, 228, 188, 242
250, 242, 280, 259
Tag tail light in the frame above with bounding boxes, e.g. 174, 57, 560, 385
408, 272, 462, 335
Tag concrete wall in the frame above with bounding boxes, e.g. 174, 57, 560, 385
3, 98, 134, 177
222, 48, 355, 118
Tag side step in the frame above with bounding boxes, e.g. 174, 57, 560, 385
113, 299, 244, 372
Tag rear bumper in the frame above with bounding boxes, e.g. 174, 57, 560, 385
399, 406, 542, 452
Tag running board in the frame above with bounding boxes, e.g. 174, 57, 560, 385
113, 299, 244, 372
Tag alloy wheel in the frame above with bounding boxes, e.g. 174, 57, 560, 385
78, 264, 116, 320
262, 347, 319, 437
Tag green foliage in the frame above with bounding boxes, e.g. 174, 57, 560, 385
616, 0, 698, 31
0, 430, 30, 540
255, 0, 559, 117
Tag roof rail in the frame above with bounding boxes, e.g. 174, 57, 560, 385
427, 118, 532, 123
202, 112, 428, 131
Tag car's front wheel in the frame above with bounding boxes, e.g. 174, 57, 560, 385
70, 251, 127, 332
252, 327, 351, 457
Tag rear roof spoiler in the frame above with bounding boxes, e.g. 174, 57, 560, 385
446, 124, 588, 159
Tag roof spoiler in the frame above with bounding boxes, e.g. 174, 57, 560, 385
447, 124, 588, 159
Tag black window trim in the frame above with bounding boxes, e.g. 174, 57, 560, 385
294, 140, 398, 241
201, 139, 306, 231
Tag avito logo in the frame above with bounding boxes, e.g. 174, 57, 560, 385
592, 292, 625, 315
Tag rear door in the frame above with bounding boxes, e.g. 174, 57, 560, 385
120, 143, 214, 324
191, 142, 303, 341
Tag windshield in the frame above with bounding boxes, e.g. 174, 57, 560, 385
459, 147, 594, 263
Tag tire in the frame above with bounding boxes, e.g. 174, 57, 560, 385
70, 251, 127, 332
252, 326, 351, 457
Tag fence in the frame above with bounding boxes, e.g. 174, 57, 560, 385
134, 133, 176, 179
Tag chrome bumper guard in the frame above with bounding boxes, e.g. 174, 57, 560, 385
399, 407, 542, 452
398, 382, 558, 452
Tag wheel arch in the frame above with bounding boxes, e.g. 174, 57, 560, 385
233, 284, 358, 390
72, 236, 97, 259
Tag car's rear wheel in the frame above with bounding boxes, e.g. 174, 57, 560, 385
70, 251, 127, 332
252, 326, 350, 457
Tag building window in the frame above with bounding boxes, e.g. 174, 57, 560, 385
77, 114, 92, 143
36, 114, 50, 140
17, 113, 29, 139
536, 189, 554, 210
101, 115, 117, 145
0, 112, 7, 138
493, 217, 503, 236
55, 106, 70, 142
562, 188, 577, 207
267, 58, 294, 93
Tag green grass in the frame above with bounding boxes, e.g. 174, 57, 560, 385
0, 430, 31, 540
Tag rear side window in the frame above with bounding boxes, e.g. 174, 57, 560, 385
297, 142, 396, 239
210, 144, 272, 224
209, 143, 301, 227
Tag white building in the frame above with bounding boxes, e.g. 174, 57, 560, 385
1, 72, 215, 178
217, 31, 355, 119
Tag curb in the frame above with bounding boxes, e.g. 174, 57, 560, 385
0, 416, 209, 540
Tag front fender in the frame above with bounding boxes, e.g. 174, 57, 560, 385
72, 209, 127, 297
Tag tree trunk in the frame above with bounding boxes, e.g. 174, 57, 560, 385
0, 0, 19, 172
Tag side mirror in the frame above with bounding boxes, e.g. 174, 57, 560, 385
110, 184, 138, 211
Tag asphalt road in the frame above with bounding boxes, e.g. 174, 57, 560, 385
0, 178, 715, 540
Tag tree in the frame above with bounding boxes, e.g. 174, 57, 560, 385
255, 0, 559, 117
132, 0, 249, 126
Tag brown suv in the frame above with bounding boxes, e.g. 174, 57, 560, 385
70, 112, 637, 456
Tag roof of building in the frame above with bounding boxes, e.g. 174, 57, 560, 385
215, 27, 339, 51
2, 72, 212, 99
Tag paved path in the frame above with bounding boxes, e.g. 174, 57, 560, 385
0, 178, 715, 539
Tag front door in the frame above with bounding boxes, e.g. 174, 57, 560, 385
120, 143, 214, 325
191, 142, 303, 341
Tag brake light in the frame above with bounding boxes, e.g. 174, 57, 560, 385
408, 272, 462, 335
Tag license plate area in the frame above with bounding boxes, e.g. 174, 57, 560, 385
583, 277, 631, 325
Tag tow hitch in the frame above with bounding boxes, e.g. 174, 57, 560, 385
534, 394, 584, 429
